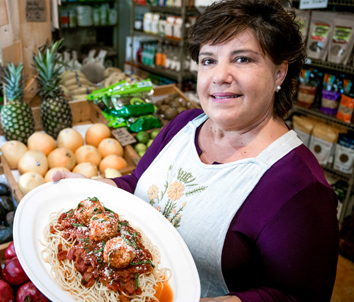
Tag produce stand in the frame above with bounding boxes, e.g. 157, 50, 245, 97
0, 84, 197, 259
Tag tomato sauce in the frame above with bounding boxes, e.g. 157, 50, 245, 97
54, 206, 156, 300
155, 281, 173, 302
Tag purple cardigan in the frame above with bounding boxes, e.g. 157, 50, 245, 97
113, 109, 339, 302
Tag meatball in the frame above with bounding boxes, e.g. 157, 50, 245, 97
75, 198, 105, 224
104, 237, 135, 268
89, 213, 118, 242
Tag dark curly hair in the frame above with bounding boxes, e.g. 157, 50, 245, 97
189, 0, 306, 119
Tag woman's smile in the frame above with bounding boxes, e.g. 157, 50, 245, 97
211, 92, 243, 103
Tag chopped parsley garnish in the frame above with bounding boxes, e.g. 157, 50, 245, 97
94, 208, 98, 212
134, 272, 138, 290
72, 223, 83, 227
121, 234, 132, 246
104, 206, 116, 214
78, 238, 88, 243
63, 210, 74, 220
99, 219, 107, 223
110, 280, 114, 285
92, 217, 99, 220
118, 221, 128, 233
107, 250, 114, 267
130, 259, 155, 269
87, 197, 98, 201
119, 278, 125, 286
84, 245, 89, 253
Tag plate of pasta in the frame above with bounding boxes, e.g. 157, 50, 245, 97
13, 179, 200, 302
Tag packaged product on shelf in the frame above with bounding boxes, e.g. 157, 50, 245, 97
60, 9, 69, 28
297, 69, 323, 109
151, 13, 160, 35
306, 11, 336, 61
165, 16, 177, 38
159, 0, 167, 6
336, 78, 354, 123
308, 122, 339, 165
100, 4, 109, 26
158, 15, 166, 36
108, 7, 118, 25
334, 132, 354, 174
93, 7, 100, 26
321, 73, 343, 115
77, 6, 93, 27
143, 12, 153, 33
174, 17, 183, 40
294, 9, 310, 42
69, 8, 77, 28
328, 14, 354, 65
292, 115, 315, 147
135, 15, 144, 31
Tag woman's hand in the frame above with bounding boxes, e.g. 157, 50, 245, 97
200, 296, 241, 302
51, 171, 118, 187
51, 171, 87, 182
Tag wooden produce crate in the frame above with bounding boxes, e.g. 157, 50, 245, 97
0, 154, 23, 263
152, 84, 201, 109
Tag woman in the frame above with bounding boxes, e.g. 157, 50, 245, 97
53, 0, 339, 301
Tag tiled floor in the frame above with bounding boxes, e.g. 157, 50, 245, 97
331, 254, 354, 302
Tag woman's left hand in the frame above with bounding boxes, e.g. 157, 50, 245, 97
200, 296, 241, 302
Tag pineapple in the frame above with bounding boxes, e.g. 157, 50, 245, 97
34, 40, 72, 138
0, 63, 35, 144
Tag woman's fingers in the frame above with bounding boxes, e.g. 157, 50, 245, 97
51, 171, 87, 182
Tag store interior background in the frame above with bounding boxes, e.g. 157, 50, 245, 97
1, 0, 354, 301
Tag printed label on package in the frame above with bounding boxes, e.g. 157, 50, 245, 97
311, 23, 330, 42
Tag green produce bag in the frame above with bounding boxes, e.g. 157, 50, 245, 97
109, 103, 156, 118
127, 115, 161, 132
102, 111, 127, 128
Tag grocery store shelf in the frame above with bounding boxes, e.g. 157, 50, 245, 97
61, 24, 116, 30
133, 3, 199, 15
133, 30, 185, 46
304, 58, 354, 75
293, 104, 354, 131
61, 0, 116, 4
292, 0, 354, 5
134, 62, 195, 81
322, 164, 352, 182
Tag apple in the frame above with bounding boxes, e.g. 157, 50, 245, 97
16, 281, 49, 302
5, 242, 16, 260
0, 280, 15, 302
2, 256, 29, 286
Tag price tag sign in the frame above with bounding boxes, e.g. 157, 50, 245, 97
26, 0, 47, 22
111, 128, 137, 147
300, 0, 328, 9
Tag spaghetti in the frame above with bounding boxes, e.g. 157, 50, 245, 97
40, 197, 172, 302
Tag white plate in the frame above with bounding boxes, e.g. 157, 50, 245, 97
13, 179, 200, 302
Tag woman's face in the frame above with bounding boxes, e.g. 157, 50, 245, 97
197, 28, 288, 131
